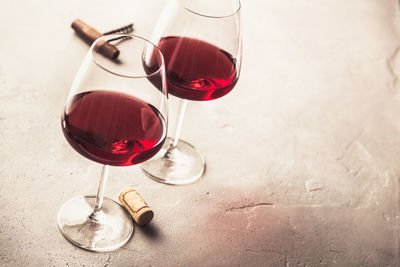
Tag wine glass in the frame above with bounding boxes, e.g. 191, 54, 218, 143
141, 0, 242, 185
58, 34, 167, 252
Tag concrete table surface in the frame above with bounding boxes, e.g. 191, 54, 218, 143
1, 0, 400, 266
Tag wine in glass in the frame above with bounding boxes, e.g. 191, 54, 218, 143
141, 0, 242, 185
58, 34, 167, 251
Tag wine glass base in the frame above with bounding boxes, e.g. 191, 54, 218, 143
57, 196, 134, 252
141, 137, 206, 185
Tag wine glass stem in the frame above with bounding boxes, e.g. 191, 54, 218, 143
89, 164, 109, 221
170, 99, 188, 149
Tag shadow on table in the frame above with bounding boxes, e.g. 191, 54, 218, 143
138, 223, 161, 240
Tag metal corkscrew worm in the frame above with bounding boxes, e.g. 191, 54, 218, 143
104, 24, 134, 44
103, 23, 134, 35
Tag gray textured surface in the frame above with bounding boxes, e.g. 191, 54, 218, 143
1, 0, 400, 266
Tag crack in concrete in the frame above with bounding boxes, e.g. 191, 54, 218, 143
306, 179, 324, 192
245, 248, 285, 256
225, 202, 274, 212
336, 131, 364, 162
103, 254, 111, 267
329, 249, 343, 254
352, 166, 364, 178
387, 46, 400, 90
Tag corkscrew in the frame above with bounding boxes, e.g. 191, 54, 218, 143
103, 24, 134, 44
71, 19, 135, 60
103, 23, 134, 35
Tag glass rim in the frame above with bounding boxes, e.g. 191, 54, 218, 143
179, 0, 241, 19
90, 34, 165, 79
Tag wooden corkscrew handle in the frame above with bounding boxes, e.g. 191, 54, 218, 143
71, 19, 120, 60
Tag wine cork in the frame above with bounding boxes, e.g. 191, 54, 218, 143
119, 188, 154, 226
71, 19, 119, 60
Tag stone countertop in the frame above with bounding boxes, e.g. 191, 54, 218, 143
1, 0, 400, 266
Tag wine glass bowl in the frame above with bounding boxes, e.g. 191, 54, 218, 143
141, 0, 242, 185
151, 36, 239, 101
58, 34, 167, 251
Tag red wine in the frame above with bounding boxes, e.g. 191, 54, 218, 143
62, 90, 166, 166
153, 36, 238, 101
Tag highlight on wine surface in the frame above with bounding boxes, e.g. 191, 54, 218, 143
57, 34, 167, 252
141, 0, 242, 185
